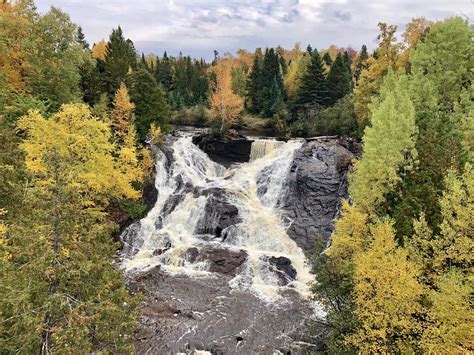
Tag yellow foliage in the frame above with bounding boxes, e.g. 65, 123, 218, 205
92, 39, 107, 61
397, 17, 432, 69
326, 200, 370, 274
209, 62, 244, 131
420, 271, 474, 353
148, 123, 163, 146
348, 220, 422, 353
18, 103, 140, 201
284, 54, 310, 102
0, 0, 35, 92
354, 23, 401, 128
110, 82, 135, 143
433, 164, 474, 272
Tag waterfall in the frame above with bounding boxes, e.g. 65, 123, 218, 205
249, 139, 284, 161
121, 135, 312, 301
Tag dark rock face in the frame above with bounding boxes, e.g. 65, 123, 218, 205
192, 131, 253, 166
280, 137, 359, 252
194, 188, 241, 240
267, 256, 297, 285
185, 247, 247, 276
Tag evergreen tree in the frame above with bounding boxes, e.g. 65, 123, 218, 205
354, 44, 368, 83
322, 52, 332, 67
128, 69, 170, 140
246, 48, 264, 113
76, 26, 89, 50
79, 52, 103, 106
326, 53, 352, 105
103, 27, 136, 97
261, 48, 285, 116
296, 48, 330, 108
155, 51, 173, 93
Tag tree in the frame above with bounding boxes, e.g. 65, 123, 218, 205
78, 52, 102, 106
349, 70, 417, 213
284, 53, 310, 106
260, 48, 285, 117
210, 62, 244, 132
246, 48, 264, 113
354, 23, 400, 128
322, 52, 332, 67
354, 44, 368, 84
296, 48, 330, 108
230, 67, 247, 98
155, 51, 173, 93
326, 53, 352, 105
103, 27, 136, 97
1, 104, 140, 353
110, 82, 135, 144
347, 220, 422, 353
128, 68, 170, 141
29, 7, 84, 111
91, 39, 107, 61
76, 26, 89, 50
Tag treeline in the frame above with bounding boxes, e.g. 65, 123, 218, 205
312, 17, 473, 353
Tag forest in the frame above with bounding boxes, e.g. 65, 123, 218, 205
0, 0, 473, 353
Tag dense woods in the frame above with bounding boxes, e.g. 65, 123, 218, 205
0, 0, 472, 353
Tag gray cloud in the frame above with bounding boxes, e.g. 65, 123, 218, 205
334, 10, 352, 22
35, 0, 473, 60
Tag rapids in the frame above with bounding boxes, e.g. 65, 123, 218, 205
121, 135, 315, 301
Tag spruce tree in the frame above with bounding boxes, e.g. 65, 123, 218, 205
246, 48, 264, 113
327, 53, 353, 105
103, 27, 136, 97
261, 48, 285, 116
354, 45, 368, 83
128, 69, 170, 140
296, 48, 330, 108
155, 51, 173, 93
322, 52, 333, 67
77, 26, 89, 50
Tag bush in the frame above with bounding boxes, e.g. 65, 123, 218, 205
171, 104, 209, 126
120, 200, 148, 219
290, 96, 358, 137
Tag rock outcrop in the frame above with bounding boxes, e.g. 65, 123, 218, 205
192, 130, 253, 166
281, 136, 359, 251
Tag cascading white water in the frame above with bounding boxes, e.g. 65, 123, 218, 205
121, 135, 313, 301
249, 139, 284, 161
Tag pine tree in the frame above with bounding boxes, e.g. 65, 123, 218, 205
103, 27, 136, 97
326, 53, 352, 105
128, 68, 170, 140
79, 52, 103, 106
261, 48, 285, 117
296, 48, 330, 108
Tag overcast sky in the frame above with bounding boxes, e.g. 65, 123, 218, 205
35, 0, 473, 60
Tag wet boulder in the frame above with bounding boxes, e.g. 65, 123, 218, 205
194, 188, 241, 240
192, 130, 254, 166
184, 247, 248, 276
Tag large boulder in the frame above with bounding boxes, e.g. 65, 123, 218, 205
194, 187, 241, 240
192, 130, 253, 166
280, 137, 359, 252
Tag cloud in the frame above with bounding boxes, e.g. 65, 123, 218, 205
35, 0, 473, 59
